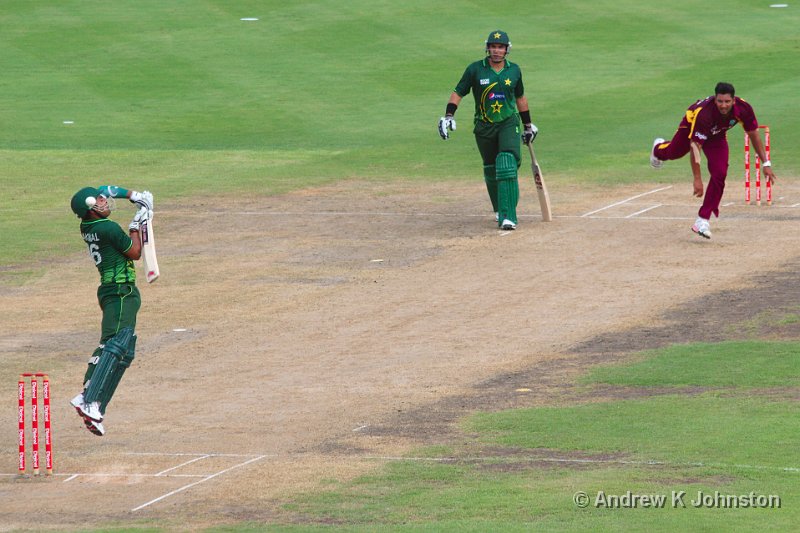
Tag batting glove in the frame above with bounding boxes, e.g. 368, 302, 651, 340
522, 123, 538, 145
129, 190, 154, 211
438, 116, 456, 140
128, 207, 149, 232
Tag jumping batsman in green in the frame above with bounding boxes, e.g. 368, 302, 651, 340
69, 185, 153, 436
439, 30, 538, 230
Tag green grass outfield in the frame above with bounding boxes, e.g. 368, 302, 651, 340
1, 0, 799, 267
272, 340, 800, 532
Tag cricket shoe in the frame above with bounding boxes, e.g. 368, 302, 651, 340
70, 392, 84, 407
691, 217, 712, 239
70, 393, 103, 422
83, 417, 105, 436
500, 219, 517, 230
650, 138, 665, 168
70, 392, 86, 417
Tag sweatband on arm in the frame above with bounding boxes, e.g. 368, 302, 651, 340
97, 185, 130, 199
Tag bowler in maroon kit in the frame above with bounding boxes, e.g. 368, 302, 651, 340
650, 82, 776, 239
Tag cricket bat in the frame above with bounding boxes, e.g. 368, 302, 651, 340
140, 216, 160, 283
526, 143, 553, 222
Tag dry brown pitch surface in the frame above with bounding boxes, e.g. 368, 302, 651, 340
2, 179, 799, 530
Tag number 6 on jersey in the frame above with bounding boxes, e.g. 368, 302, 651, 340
140, 216, 160, 283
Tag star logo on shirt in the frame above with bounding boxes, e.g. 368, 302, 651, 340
504, 78, 511, 86
491, 101, 503, 113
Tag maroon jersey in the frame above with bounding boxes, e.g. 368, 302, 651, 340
680, 96, 758, 145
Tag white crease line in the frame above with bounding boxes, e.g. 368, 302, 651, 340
3, 453, 275, 482
625, 204, 662, 218
125, 452, 262, 457
6, 452, 799, 488
581, 186, 673, 217
559, 213, 794, 221
0, 473, 209, 480
561, 214, 687, 221
236, 203, 796, 217
0, 473, 202, 479
62, 473, 207, 480
175, 201, 799, 220
131, 454, 267, 512
237, 211, 491, 217
156, 454, 211, 476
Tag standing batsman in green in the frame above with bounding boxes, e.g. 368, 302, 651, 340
69, 185, 153, 436
439, 30, 538, 230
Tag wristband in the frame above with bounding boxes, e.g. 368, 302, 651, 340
445, 103, 458, 116
519, 110, 531, 124
762, 160, 772, 168
97, 185, 130, 199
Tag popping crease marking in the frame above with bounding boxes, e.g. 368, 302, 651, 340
581, 186, 673, 217
626, 204, 663, 218
131, 454, 268, 511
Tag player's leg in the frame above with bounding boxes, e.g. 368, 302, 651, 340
653, 127, 691, 163
495, 153, 519, 228
483, 164, 499, 217
74, 328, 136, 435
82, 345, 103, 386
495, 119, 523, 229
99, 334, 135, 413
699, 137, 729, 220
90, 284, 140, 410
85, 284, 140, 390
474, 123, 501, 220
72, 284, 140, 428
83, 327, 135, 413
691, 137, 729, 239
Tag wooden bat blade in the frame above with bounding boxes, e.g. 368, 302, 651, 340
141, 218, 160, 283
527, 143, 552, 222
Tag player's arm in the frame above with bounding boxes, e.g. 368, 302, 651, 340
745, 129, 776, 184
123, 208, 148, 260
447, 92, 462, 108
690, 141, 703, 197
123, 231, 142, 260
516, 95, 538, 145
438, 93, 462, 140
98, 185, 154, 211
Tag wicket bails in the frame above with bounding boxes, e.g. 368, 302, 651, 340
18, 373, 54, 476
745, 125, 771, 206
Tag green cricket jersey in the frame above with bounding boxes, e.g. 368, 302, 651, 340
454, 58, 525, 124
80, 218, 136, 285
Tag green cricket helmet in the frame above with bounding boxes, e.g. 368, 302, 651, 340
70, 186, 102, 218
486, 30, 511, 49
